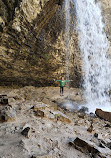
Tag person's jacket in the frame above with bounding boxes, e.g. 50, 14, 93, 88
56, 80, 69, 87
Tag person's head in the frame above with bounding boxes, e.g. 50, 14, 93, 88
61, 77, 64, 81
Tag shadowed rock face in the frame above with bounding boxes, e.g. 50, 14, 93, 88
0, 0, 82, 87
0, 0, 111, 87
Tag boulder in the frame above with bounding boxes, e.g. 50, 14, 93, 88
69, 137, 99, 157
0, 106, 16, 122
21, 127, 30, 138
87, 121, 93, 133
0, 95, 8, 105
52, 111, 71, 123
44, 109, 71, 123
78, 114, 85, 119
107, 142, 111, 149
79, 106, 89, 113
87, 124, 93, 133
94, 133, 98, 138
95, 109, 111, 122
69, 137, 110, 158
31, 102, 46, 110
34, 109, 45, 118
104, 124, 111, 128
42, 98, 58, 111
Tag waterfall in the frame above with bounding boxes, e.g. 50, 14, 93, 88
64, 0, 71, 98
65, 0, 70, 81
73, 0, 111, 112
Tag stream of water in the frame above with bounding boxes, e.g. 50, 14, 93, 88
65, 0, 70, 78
65, 0, 71, 98
65, 0, 111, 113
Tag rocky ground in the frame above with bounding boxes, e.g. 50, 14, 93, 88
0, 86, 111, 158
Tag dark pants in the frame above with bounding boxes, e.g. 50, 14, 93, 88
60, 86, 64, 95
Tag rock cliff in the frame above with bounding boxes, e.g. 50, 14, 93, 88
0, 0, 110, 87
0, 0, 65, 87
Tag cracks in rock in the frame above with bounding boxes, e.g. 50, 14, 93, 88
2, 0, 22, 24
0, 0, 66, 86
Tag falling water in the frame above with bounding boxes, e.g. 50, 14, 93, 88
73, 0, 111, 112
65, 0, 71, 97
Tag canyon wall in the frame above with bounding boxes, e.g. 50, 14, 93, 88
0, 0, 110, 87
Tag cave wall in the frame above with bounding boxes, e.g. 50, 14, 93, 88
0, 0, 111, 87
0, 0, 68, 87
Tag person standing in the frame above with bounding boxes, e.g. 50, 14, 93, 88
56, 77, 71, 96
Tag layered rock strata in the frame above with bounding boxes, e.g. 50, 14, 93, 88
0, 0, 111, 87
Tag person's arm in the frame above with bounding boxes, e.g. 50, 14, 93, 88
65, 80, 70, 82
65, 80, 73, 82
56, 80, 61, 82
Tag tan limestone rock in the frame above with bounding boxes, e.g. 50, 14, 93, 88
95, 109, 111, 122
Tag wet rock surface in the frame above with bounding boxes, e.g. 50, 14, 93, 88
0, 86, 111, 158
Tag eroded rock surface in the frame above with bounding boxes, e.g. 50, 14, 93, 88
0, 87, 111, 158
0, 0, 111, 87
0, 0, 81, 87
